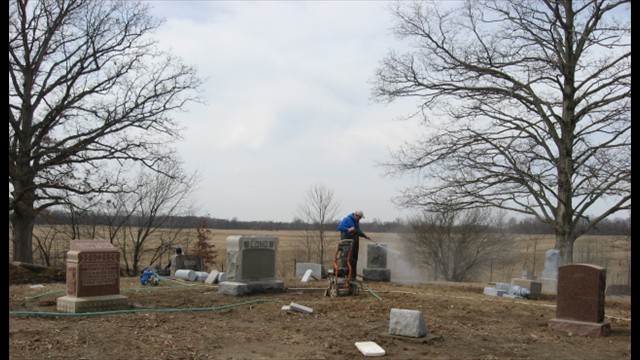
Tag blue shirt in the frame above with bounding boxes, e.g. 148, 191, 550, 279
337, 213, 366, 238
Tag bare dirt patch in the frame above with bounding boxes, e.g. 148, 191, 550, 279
8, 263, 631, 360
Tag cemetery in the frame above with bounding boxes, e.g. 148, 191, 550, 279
9, 235, 631, 359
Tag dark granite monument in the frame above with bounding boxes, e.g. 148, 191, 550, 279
363, 243, 391, 282
169, 254, 204, 277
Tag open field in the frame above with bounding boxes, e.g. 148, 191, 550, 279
16, 227, 631, 288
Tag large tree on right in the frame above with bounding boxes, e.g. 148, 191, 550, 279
372, 0, 630, 265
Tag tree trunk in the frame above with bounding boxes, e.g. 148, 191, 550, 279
11, 203, 36, 263
555, 232, 576, 266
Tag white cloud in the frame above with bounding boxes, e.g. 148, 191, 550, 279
149, 1, 423, 222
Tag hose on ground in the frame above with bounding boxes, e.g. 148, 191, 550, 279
9, 298, 281, 317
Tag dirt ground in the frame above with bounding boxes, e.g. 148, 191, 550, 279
8, 262, 631, 360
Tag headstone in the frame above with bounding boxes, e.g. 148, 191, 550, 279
389, 308, 427, 338
363, 243, 391, 282
226, 235, 278, 281
219, 235, 284, 296
301, 269, 314, 282
539, 249, 560, 293
169, 254, 204, 277
57, 240, 128, 313
548, 264, 610, 337
205, 270, 220, 284
295, 262, 325, 278
541, 249, 560, 278
366, 244, 388, 268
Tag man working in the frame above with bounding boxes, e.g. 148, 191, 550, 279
337, 210, 372, 279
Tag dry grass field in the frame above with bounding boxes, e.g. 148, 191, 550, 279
16, 226, 631, 289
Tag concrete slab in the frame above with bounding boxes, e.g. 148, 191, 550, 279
57, 294, 129, 313
218, 280, 284, 296
355, 341, 385, 356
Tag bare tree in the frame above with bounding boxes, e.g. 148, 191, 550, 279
32, 223, 67, 268
295, 184, 341, 268
9, 0, 204, 263
405, 209, 514, 282
100, 160, 198, 276
372, 0, 630, 265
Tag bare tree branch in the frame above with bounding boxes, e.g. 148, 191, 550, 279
373, 0, 630, 264
9, 0, 204, 262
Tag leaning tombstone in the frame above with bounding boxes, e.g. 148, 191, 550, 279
548, 264, 610, 337
511, 278, 542, 300
57, 240, 128, 313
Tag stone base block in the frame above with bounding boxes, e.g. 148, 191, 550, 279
538, 278, 558, 294
363, 268, 391, 282
57, 295, 129, 313
548, 318, 611, 337
218, 280, 285, 296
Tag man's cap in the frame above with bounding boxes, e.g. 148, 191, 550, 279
354, 210, 364, 218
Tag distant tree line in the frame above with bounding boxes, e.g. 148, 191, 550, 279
30, 210, 629, 236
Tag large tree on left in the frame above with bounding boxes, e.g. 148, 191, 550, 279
9, 0, 203, 263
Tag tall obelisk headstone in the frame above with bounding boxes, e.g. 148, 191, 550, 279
57, 240, 128, 313
539, 249, 560, 293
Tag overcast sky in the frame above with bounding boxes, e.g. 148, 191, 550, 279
147, 1, 427, 223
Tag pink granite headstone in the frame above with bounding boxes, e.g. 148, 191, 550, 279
65, 240, 121, 297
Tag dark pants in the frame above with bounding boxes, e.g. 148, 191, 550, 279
341, 234, 359, 279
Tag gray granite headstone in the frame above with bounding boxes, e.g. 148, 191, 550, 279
363, 243, 391, 282
219, 235, 284, 296
366, 244, 387, 268
170, 254, 204, 277
389, 308, 427, 338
